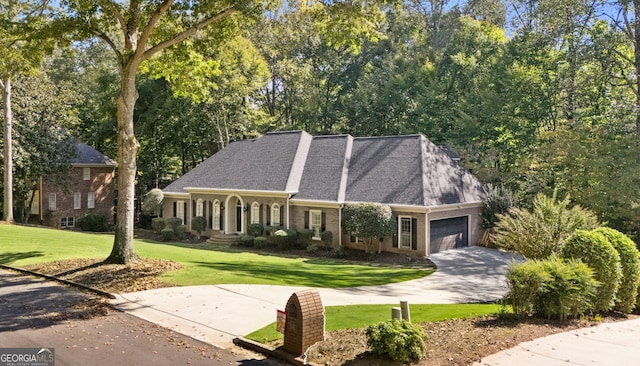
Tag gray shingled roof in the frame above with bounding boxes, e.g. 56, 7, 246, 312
163, 131, 485, 206
163, 131, 310, 193
71, 142, 116, 166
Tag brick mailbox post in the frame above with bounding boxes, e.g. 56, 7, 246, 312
283, 290, 325, 355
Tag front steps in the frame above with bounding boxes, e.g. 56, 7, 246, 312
206, 233, 240, 246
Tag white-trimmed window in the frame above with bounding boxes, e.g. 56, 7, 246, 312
48, 193, 56, 211
83, 168, 90, 181
271, 204, 281, 226
74, 192, 81, 209
176, 200, 185, 224
196, 199, 204, 217
251, 202, 260, 224
87, 192, 95, 209
399, 216, 412, 249
213, 200, 221, 230
310, 209, 322, 240
61, 217, 75, 228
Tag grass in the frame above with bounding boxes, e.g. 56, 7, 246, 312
0, 224, 432, 288
246, 303, 508, 343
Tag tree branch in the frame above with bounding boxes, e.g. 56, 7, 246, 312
137, 0, 175, 55
100, 0, 127, 34
142, 7, 237, 61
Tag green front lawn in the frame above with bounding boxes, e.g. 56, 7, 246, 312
0, 225, 432, 288
247, 303, 508, 342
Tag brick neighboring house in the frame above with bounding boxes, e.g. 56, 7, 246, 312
32, 142, 116, 228
162, 131, 486, 256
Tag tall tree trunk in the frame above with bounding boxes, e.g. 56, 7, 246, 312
2, 78, 14, 224
106, 66, 140, 264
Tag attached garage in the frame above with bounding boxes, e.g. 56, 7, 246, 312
429, 216, 468, 254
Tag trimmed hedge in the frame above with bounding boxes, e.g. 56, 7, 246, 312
240, 235, 255, 246
254, 236, 267, 249
161, 228, 174, 241
505, 256, 598, 320
76, 213, 109, 232
248, 224, 264, 237
191, 216, 207, 238
561, 230, 622, 313
165, 217, 183, 231
274, 229, 297, 250
366, 319, 427, 363
592, 227, 640, 313
152, 217, 166, 233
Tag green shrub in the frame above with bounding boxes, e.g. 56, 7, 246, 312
321, 231, 333, 248
76, 213, 109, 232
366, 319, 427, 363
151, 217, 166, 233
536, 257, 598, 320
505, 256, 598, 320
191, 216, 207, 239
274, 229, 297, 250
561, 230, 622, 313
306, 243, 320, 254
254, 236, 267, 249
161, 228, 174, 241
166, 217, 183, 231
142, 188, 164, 215
240, 235, 255, 246
265, 225, 283, 235
494, 192, 599, 259
298, 229, 314, 246
505, 260, 550, 318
137, 213, 153, 229
592, 227, 640, 313
175, 225, 187, 239
248, 224, 264, 237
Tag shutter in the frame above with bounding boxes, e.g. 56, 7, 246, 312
392, 216, 399, 248
183, 202, 187, 224
208, 201, 213, 228
411, 218, 418, 250
304, 211, 309, 229
280, 209, 284, 227
173, 202, 177, 217
220, 210, 224, 230
266, 205, 271, 226
259, 204, 264, 225
321, 212, 326, 232
192, 200, 196, 217
350, 235, 356, 243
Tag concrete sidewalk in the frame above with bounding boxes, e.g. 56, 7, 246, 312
475, 318, 640, 366
111, 246, 520, 348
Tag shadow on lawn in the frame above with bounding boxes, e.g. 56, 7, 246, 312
0, 251, 44, 265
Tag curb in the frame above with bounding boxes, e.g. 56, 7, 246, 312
0, 264, 116, 299
233, 337, 321, 366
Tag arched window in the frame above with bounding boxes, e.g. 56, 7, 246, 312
196, 199, 204, 217
271, 204, 281, 226
213, 200, 221, 230
251, 202, 260, 224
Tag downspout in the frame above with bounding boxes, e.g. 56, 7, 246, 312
39, 177, 43, 224
285, 194, 292, 229
425, 207, 431, 257
338, 204, 343, 248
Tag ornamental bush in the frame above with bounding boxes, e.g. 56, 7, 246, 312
505, 256, 597, 320
191, 216, 207, 239
592, 227, 640, 313
494, 192, 599, 259
240, 235, 255, 247
247, 224, 264, 237
175, 225, 187, 239
561, 230, 622, 313
297, 229, 314, 246
366, 319, 427, 363
254, 236, 267, 249
161, 228, 174, 241
151, 217, 166, 233
274, 229, 297, 250
321, 231, 333, 248
165, 217, 183, 231
76, 213, 109, 232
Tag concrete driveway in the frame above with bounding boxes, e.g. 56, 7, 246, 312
112, 246, 521, 348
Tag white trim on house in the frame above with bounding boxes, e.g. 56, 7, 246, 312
289, 199, 342, 208
251, 202, 260, 224
398, 216, 413, 249
182, 188, 295, 197
271, 203, 281, 226
427, 201, 483, 212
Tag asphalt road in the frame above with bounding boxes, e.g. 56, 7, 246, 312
0, 269, 285, 366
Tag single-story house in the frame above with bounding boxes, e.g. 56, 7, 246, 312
162, 130, 486, 256
31, 142, 116, 228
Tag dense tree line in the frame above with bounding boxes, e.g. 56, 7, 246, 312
1, 0, 640, 252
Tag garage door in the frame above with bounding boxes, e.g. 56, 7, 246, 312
430, 216, 468, 254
